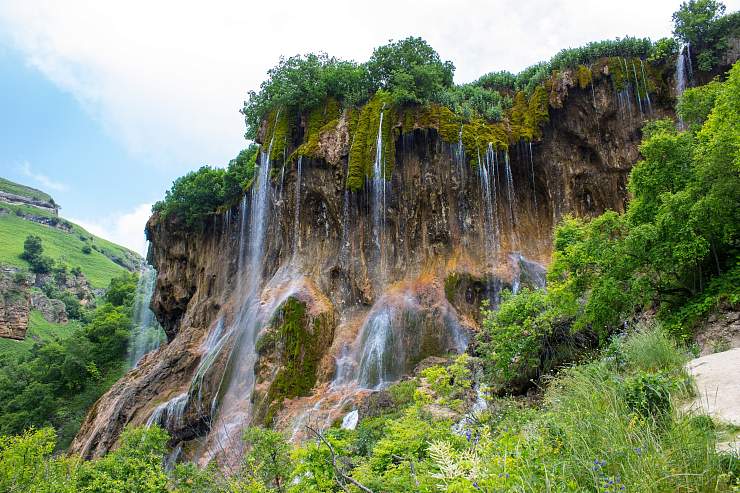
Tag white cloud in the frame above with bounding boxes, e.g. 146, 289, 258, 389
18, 161, 68, 192
1, 0, 738, 174
70, 203, 152, 256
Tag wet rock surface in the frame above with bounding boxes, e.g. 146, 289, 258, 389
72, 71, 677, 460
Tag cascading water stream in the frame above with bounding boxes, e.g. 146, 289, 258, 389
340, 189, 350, 263
201, 137, 276, 461
478, 145, 497, 264
372, 111, 386, 275
504, 152, 516, 230
640, 60, 653, 114
457, 124, 465, 184
675, 45, 690, 129
528, 142, 537, 211
128, 263, 165, 367
631, 60, 644, 117
293, 156, 303, 254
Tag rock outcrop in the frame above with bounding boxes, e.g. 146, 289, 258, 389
72, 56, 682, 462
0, 267, 31, 340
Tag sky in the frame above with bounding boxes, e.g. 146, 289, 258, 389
0, 0, 738, 255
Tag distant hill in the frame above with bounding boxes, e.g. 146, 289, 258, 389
0, 177, 54, 203
0, 177, 142, 288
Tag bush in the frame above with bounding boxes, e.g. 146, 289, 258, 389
478, 289, 559, 388
19, 235, 54, 274
242, 427, 292, 491
623, 371, 673, 418
620, 326, 687, 373
673, 1, 739, 72
648, 37, 679, 62
673, 0, 727, 45
152, 147, 258, 229
242, 54, 371, 139
81, 245, 92, 255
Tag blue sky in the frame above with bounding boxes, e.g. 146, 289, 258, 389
0, 46, 174, 225
1, 0, 737, 254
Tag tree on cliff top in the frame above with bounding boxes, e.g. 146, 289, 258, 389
367, 36, 455, 105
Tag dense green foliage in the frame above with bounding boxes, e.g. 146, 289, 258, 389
243, 33, 666, 140
366, 37, 455, 105
152, 145, 258, 228
3, 327, 737, 492
0, 272, 138, 449
673, 0, 740, 71
477, 60, 739, 392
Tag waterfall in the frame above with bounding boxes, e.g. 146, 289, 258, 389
356, 306, 395, 389
237, 195, 249, 288
640, 60, 653, 114
457, 124, 465, 184
372, 111, 386, 274
341, 410, 359, 430
686, 42, 694, 80
631, 60, 644, 117
479, 144, 497, 263
293, 156, 303, 254
202, 138, 276, 459
150, 126, 282, 465
528, 142, 537, 210
147, 392, 188, 429
676, 45, 690, 129
128, 263, 165, 367
340, 189, 350, 263
504, 152, 516, 230
619, 58, 634, 121
333, 289, 468, 391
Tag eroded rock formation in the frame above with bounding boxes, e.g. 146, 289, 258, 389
71, 60, 678, 463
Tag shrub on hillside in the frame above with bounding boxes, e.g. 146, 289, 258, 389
19, 234, 54, 274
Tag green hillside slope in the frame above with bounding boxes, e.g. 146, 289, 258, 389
0, 177, 141, 288
0, 177, 53, 202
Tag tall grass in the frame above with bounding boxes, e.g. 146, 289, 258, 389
510, 325, 737, 492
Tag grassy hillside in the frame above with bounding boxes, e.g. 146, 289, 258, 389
0, 177, 53, 202
0, 213, 131, 288
0, 310, 81, 358
0, 178, 141, 288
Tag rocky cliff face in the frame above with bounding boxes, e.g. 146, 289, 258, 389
71, 60, 677, 463
0, 267, 31, 340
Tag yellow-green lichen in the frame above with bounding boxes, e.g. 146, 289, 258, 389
346, 91, 397, 190
508, 87, 549, 142
263, 108, 291, 163
292, 97, 342, 160
257, 297, 332, 426
401, 104, 508, 165
576, 64, 592, 89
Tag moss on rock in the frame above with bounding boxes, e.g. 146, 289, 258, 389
255, 297, 334, 426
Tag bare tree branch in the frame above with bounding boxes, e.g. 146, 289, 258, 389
392, 454, 419, 491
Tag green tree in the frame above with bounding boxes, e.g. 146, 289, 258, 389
152, 166, 226, 228
673, 0, 726, 45
366, 36, 455, 105
19, 235, 54, 274
76, 426, 169, 493
242, 427, 293, 492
